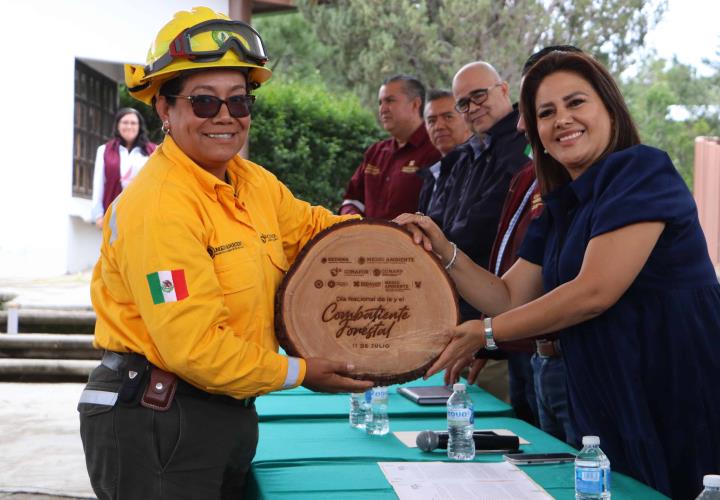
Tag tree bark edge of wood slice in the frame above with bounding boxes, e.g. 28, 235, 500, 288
275, 218, 460, 385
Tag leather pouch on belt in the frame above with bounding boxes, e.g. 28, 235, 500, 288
141, 367, 178, 412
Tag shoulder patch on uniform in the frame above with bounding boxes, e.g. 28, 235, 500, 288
147, 270, 189, 304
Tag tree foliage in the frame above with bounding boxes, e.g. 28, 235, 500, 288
622, 55, 720, 186
252, 13, 339, 87
249, 79, 383, 208
297, 0, 666, 104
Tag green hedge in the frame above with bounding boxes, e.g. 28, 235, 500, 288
249, 79, 383, 210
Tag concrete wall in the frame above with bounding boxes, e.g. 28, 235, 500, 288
0, 0, 228, 279
694, 137, 720, 266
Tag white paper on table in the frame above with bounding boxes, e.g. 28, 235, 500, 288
393, 429, 530, 448
378, 461, 552, 500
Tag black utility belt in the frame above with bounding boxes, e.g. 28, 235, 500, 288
101, 351, 255, 410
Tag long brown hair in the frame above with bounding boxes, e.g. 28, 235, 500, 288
112, 107, 153, 154
520, 51, 640, 194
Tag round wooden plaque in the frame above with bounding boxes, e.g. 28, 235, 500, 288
275, 219, 459, 385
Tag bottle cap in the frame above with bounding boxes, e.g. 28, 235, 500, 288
453, 383, 466, 392
582, 435, 600, 446
704, 475, 720, 487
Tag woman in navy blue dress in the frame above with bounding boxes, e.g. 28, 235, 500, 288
396, 51, 720, 499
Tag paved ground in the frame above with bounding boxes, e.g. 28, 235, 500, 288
0, 383, 93, 499
0, 495, 78, 499
0, 273, 92, 310
0, 275, 94, 498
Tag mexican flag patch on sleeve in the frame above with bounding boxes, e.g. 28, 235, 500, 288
146, 270, 189, 304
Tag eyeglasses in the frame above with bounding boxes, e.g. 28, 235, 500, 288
167, 94, 256, 118
146, 19, 268, 75
454, 83, 503, 113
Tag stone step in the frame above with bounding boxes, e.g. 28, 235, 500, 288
0, 308, 96, 334
0, 358, 96, 381
0, 333, 99, 360
0, 333, 95, 349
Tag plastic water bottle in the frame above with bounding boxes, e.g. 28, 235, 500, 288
365, 386, 389, 435
696, 475, 720, 499
349, 392, 368, 429
575, 436, 611, 499
447, 383, 475, 460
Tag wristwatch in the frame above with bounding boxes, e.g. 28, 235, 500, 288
483, 317, 498, 351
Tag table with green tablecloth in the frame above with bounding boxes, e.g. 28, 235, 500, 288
255, 372, 513, 421
247, 415, 668, 499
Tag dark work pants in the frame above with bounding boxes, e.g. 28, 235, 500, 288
79, 363, 258, 500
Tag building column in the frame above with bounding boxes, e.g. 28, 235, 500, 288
229, 0, 253, 158
694, 136, 720, 268
229, 0, 253, 22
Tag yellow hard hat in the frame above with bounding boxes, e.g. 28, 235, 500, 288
125, 6, 272, 105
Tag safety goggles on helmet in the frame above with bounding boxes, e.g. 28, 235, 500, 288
167, 94, 256, 118
146, 19, 268, 76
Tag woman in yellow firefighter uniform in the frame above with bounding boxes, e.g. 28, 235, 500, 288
78, 7, 372, 500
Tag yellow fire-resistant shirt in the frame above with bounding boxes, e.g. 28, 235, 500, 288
91, 135, 353, 399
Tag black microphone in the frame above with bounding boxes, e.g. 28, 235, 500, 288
416, 430, 520, 452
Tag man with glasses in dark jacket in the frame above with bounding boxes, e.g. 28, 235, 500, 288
427, 61, 530, 402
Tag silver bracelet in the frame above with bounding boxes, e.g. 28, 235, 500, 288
483, 317, 498, 350
444, 242, 458, 270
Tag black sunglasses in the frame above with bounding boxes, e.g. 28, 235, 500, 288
168, 94, 256, 118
